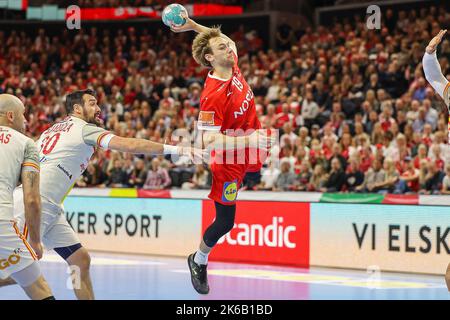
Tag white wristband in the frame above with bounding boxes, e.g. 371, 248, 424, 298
163, 144, 180, 155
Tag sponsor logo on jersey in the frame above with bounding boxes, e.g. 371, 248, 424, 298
198, 111, 215, 127
222, 180, 238, 202
0, 253, 21, 270
57, 164, 73, 180
233, 89, 254, 119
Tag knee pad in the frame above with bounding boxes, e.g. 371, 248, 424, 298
10, 261, 41, 288
203, 202, 236, 247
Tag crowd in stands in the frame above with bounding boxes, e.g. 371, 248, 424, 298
0, 5, 449, 194
52, 0, 244, 8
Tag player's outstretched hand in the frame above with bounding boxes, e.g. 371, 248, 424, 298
28, 239, 43, 260
426, 29, 447, 54
179, 146, 210, 165
249, 129, 276, 151
170, 12, 196, 33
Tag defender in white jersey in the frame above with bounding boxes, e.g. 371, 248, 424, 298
422, 29, 450, 291
0, 94, 54, 299
3, 89, 201, 300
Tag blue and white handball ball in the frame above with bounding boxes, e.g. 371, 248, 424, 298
162, 3, 188, 27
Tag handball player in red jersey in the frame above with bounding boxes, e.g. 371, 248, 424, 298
170, 14, 274, 294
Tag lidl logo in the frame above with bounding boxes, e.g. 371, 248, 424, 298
222, 181, 238, 202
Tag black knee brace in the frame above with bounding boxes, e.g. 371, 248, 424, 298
203, 202, 236, 247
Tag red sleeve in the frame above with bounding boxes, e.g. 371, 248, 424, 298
197, 91, 224, 131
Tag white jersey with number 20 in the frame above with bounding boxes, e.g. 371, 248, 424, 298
36, 116, 113, 205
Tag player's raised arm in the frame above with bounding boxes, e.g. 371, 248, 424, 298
21, 140, 43, 260
169, 12, 237, 57
423, 29, 449, 105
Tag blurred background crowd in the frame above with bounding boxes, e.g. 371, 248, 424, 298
1, 2, 449, 194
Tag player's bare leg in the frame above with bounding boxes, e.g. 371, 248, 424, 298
21, 275, 54, 300
445, 263, 450, 291
0, 277, 16, 287
9, 262, 54, 300
188, 202, 236, 294
66, 247, 94, 300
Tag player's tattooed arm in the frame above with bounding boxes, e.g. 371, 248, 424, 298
21, 140, 42, 248
21, 170, 42, 245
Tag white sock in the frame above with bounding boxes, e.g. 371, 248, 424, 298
194, 249, 209, 265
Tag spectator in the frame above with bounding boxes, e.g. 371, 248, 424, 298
423, 99, 439, 130
362, 159, 385, 193
394, 157, 420, 194
301, 91, 319, 129
345, 158, 364, 192
257, 161, 281, 190
412, 107, 428, 133
420, 161, 445, 194
376, 158, 400, 194
273, 160, 297, 191
243, 171, 262, 190
329, 144, 347, 171
296, 160, 312, 191
105, 159, 129, 188
76, 164, 106, 187
182, 165, 210, 190
309, 164, 327, 191
310, 124, 321, 140
297, 126, 311, 147
430, 144, 445, 170
143, 158, 172, 190
414, 144, 430, 169
128, 159, 147, 188
280, 122, 298, 148
320, 158, 346, 192
279, 144, 296, 171
440, 165, 450, 195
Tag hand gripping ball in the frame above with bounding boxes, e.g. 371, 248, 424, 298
162, 4, 188, 27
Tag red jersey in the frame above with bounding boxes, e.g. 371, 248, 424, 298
197, 54, 260, 134
197, 52, 262, 205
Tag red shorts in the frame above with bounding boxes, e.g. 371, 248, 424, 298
208, 163, 248, 205
208, 148, 266, 205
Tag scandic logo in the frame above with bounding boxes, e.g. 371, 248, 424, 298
217, 217, 297, 248
202, 201, 310, 267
